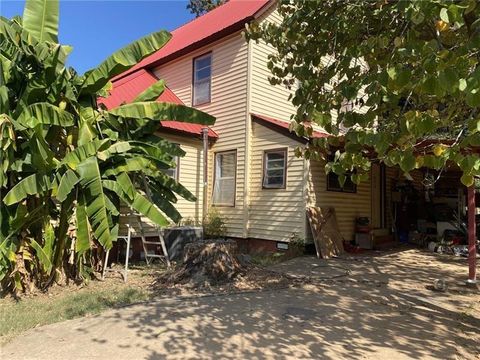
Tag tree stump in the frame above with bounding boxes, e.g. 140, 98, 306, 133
165, 239, 244, 287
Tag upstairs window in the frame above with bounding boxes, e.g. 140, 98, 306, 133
193, 53, 212, 106
263, 148, 287, 189
212, 150, 236, 206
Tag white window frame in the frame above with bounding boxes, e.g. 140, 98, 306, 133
192, 52, 212, 106
212, 150, 237, 207
263, 148, 287, 189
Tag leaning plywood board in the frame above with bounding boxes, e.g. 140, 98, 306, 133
307, 207, 345, 258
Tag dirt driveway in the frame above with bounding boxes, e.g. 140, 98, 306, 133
1, 248, 479, 360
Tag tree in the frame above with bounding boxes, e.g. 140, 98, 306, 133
187, 0, 226, 17
0, 0, 215, 293
247, 0, 480, 187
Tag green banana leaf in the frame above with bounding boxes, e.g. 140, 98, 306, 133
56, 170, 80, 202
16, 103, 74, 129
22, 0, 59, 43
81, 31, 171, 94
75, 194, 90, 255
149, 174, 196, 202
133, 80, 165, 102
103, 157, 155, 177
30, 238, 53, 274
62, 139, 110, 170
109, 102, 215, 125
3, 174, 52, 205
77, 157, 112, 249
102, 180, 169, 227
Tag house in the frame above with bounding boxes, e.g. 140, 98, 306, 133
100, 0, 426, 252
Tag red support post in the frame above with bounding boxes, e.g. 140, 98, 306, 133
467, 185, 477, 284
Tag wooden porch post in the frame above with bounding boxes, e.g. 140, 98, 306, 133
467, 184, 477, 284
202, 127, 209, 223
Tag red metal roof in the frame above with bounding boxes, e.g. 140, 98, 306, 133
98, 69, 218, 139
114, 0, 271, 81
251, 113, 329, 139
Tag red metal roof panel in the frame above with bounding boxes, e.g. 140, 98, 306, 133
114, 0, 271, 81
98, 70, 218, 139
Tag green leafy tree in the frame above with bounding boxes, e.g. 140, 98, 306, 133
187, 0, 226, 17
248, 0, 480, 187
0, 0, 215, 292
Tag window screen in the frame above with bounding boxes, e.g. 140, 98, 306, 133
263, 149, 287, 189
212, 150, 236, 206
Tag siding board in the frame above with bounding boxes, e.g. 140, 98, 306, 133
154, 32, 248, 238
248, 121, 306, 242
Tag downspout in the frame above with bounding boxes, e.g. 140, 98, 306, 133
243, 34, 253, 239
202, 127, 209, 224
467, 184, 477, 285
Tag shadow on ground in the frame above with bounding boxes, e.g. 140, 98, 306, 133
2, 248, 479, 360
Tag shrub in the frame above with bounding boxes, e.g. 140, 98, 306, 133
203, 209, 228, 239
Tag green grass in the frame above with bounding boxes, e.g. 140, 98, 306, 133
0, 286, 149, 344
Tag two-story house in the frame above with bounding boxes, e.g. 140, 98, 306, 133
100, 0, 418, 251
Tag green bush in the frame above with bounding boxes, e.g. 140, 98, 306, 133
203, 209, 228, 239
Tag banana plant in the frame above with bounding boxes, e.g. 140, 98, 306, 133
0, 0, 215, 292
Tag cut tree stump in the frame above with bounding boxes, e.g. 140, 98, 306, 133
163, 239, 245, 287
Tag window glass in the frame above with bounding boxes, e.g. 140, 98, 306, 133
193, 53, 212, 105
263, 149, 287, 188
212, 151, 236, 206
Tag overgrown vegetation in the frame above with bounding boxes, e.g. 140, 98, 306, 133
0, 0, 214, 294
248, 0, 480, 187
203, 208, 228, 239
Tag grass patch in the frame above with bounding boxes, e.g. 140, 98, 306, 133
0, 285, 149, 344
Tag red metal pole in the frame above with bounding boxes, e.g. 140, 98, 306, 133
467, 185, 477, 284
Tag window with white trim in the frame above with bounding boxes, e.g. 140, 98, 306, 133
263, 149, 287, 189
193, 53, 212, 106
212, 150, 236, 206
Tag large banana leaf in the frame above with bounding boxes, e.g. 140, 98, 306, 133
30, 238, 52, 274
77, 157, 112, 249
149, 174, 196, 202
103, 157, 155, 177
75, 194, 90, 255
62, 139, 110, 170
129, 140, 185, 159
102, 180, 169, 226
16, 103, 74, 129
56, 170, 80, 202
80, 31, 171, 94
109, 102, 215, 125
3, 174, 52, 205
133, 80, 165, 102
22, 0, 59, 43
97, 141, 132, 161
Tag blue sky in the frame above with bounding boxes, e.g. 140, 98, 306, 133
1, 1, 194, 74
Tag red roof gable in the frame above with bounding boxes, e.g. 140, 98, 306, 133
252, 113, 329, 139
99, 69, 217, 139
114, 0, 271, 81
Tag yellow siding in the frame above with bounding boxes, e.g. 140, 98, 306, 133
307, 160, 372, 241
249, 121, 307, 241
153, 32, 248, 237
250, 7, 297, 122
155, 132, 204, 224
119, 132, 204, 235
